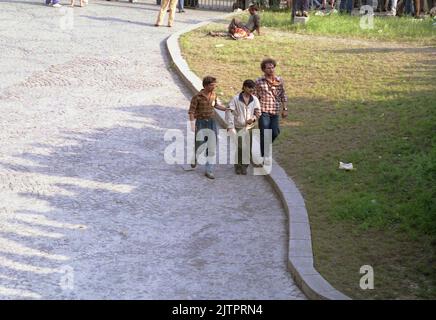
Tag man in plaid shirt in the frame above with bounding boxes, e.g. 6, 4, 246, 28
188, 76, 227, 179
255, 58, 288, 166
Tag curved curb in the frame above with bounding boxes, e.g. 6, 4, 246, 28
166, 16, 351, 300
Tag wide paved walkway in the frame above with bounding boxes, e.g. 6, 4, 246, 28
0, 0, 305, 299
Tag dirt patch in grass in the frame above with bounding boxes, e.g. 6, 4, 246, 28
180, 21, 436, 299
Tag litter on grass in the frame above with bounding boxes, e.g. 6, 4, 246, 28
339, 161, 354, 170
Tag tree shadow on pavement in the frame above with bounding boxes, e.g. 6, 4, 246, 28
80, 15, 157, 27
0, 103, 297, 299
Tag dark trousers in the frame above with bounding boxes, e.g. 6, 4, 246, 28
233, 0, 247, 9
405, 0, 415, 13
296, 0, 309, 10
235, 128, 253, 167
339, 0, 354, 12
186, 0, 198, 7
195, 118, 217, 173
259, 113, 280, 158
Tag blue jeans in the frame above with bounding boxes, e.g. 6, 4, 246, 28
405, 0, 415, 14
259, 113, 280, 158
177, 0, 184, 10
235, 128, 253, 166
339, 0, 353, 13
46, 0, 60, 4
310, 0, 321, 8
195, 118, 217, 174
296, 0, 309, 10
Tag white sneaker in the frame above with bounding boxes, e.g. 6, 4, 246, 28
52, 3, 62, 7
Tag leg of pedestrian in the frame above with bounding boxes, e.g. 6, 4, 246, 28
168, 0, 178, 27
156, 0, 171, 26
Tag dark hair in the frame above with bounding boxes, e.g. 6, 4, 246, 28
242, 79, 256, 89
261, 58, 277, 71
249, 4, 258, 11
202, 76, 217, 87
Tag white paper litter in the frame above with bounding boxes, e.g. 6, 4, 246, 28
339, 161, 354, 170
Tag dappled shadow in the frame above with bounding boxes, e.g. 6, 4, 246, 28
0, 101, 301, 299
0, 104, 186, 299
93, 1, 161, 12
80, 15, 156, 27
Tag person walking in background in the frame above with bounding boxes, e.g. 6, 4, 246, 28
226, 80, 260, 175
71, 0, 88, 7
414, 0, 423, 16
387, 0, 399, 15
403, 0, 415, 15
255, 58, 288, 167
339, 0, 353, 14
186, 0, 198, 8
155, 0, 178, 27
295, 0, 310, 16
320, 0, 335, 10
177, 0, 185, 12
45, 0, 62, 7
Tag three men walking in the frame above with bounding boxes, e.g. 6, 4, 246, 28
189, 58, 288, 179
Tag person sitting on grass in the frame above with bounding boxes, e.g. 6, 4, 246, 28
209, 4, 260, 39
229, 4, 261, 36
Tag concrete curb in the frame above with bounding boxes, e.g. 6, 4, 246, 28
166, 16, 351, 300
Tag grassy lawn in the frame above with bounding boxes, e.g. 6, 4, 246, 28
261, 10, 436, 45
179, 12, 436, 299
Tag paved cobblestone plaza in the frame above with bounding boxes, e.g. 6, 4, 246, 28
0, 0, 305, 299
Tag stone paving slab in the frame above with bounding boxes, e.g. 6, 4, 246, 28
0, 0, 305, 299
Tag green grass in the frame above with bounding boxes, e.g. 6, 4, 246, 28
256, 10, 436, 44
179, 13, 436, 299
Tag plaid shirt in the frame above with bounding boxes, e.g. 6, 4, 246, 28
188, 89, 222, 120
255, 76, 287, 115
